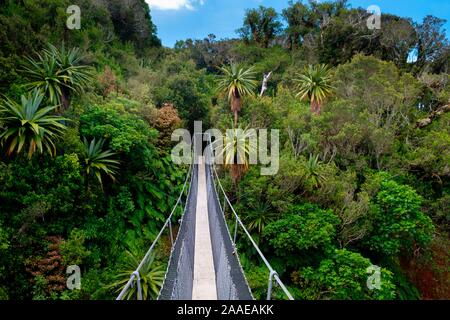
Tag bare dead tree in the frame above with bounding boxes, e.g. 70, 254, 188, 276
259, 71, 272, 97
416, 104, 450, 128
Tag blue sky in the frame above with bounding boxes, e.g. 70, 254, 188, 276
146, 0, 450, 47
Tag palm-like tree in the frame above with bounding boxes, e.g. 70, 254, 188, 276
295, 64, 333, 115
304, 154, 325, 189
0, 89, 67, 159
246, 202, 276, 238
216, 64, 258, 126
83, 137, 120, 186
109, 251, 165, 300
216, 127, 256, 184
22, 44, 93, 110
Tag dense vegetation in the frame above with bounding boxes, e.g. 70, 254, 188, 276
0, 0, 448, 300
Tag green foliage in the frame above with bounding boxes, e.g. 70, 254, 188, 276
238, 5, 283, 48
235, 163, 295, 216
282, 0, 314, 49
303, 154, 325, 189
414, 16, 449, 75
107, 0, 161, 50
408, 113, 450, 179
238, 95, 281, 129
0, 286, 8, 300
295, 54, 424, 169
0, 223, 9, 251
148, 57, 212, 132
242, 263, 270, 300
60, 229, 91, 266
333, 55, 421, 119
0, 0, 448, 302
31, 275, 48, 301
217, 64, 258, 103
22, 44, 94, 109
109, 250, 165, 300
0, 89, 67, 158
365, 178, 435, 256
220, 127, 257, 183
384, 262, 421, 300
240, 254, 289, 300
245, 202, 277, 237
293, 249, 396, 300
82, 137, 120, 186
80, 103, 157, 153
264, 204, 339, 254
295, 64, 334, 114
216, 64, 258, 125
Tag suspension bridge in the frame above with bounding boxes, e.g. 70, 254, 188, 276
116, 134, 294, 301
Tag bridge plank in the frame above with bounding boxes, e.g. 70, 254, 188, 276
192, 156, 218, 300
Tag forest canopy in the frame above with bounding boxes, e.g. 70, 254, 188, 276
0, 0, 448, 300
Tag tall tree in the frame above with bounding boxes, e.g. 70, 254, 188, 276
295, 64, 333, 115
107, 0, 161, 50
414, 15, 449, 75
219, 127, 257, 184
216, 64, 258, 126
378, 15, 417, 69
282, 1, 315, 49
238, 5, 283, 48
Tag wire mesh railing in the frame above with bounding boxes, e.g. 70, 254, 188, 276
205, 133, 294, 301
116, 158, 193, 300
205, 158, 254, 300
158, 161, 198, 300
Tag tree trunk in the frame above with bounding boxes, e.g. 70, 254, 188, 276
231, 89, 242, 127
259, 71, 272, 97
310, 99, 322, 115
316, 101, 322, 115
310, 99, 316, 115
416, 104, 450, 128
60, 89, 70, 112
230, 164, 246, 185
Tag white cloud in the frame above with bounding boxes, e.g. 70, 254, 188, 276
146, 0, 205, 11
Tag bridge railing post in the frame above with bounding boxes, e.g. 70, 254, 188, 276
267, 270, 277, 300
133, 271, 143, 300
116, 273, 136, 300
223, 196, 227, 217
233, 215, 239, 244
169, 219, 174, 247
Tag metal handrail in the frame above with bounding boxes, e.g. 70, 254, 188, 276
116, 157, 193, 300
205, 133, 294, 301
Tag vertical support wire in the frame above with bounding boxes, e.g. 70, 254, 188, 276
169, 220, 174, 247
223, 195, 227, 217
233, 215, 239, 245
133, 271, 143, 300
116, 273, 136, 300
267, 270, 277, 301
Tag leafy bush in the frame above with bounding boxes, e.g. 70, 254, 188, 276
264, 204, 339, 254
365, 179, 435, 256
293, 249, 396, 300
60, 229, 91, 266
